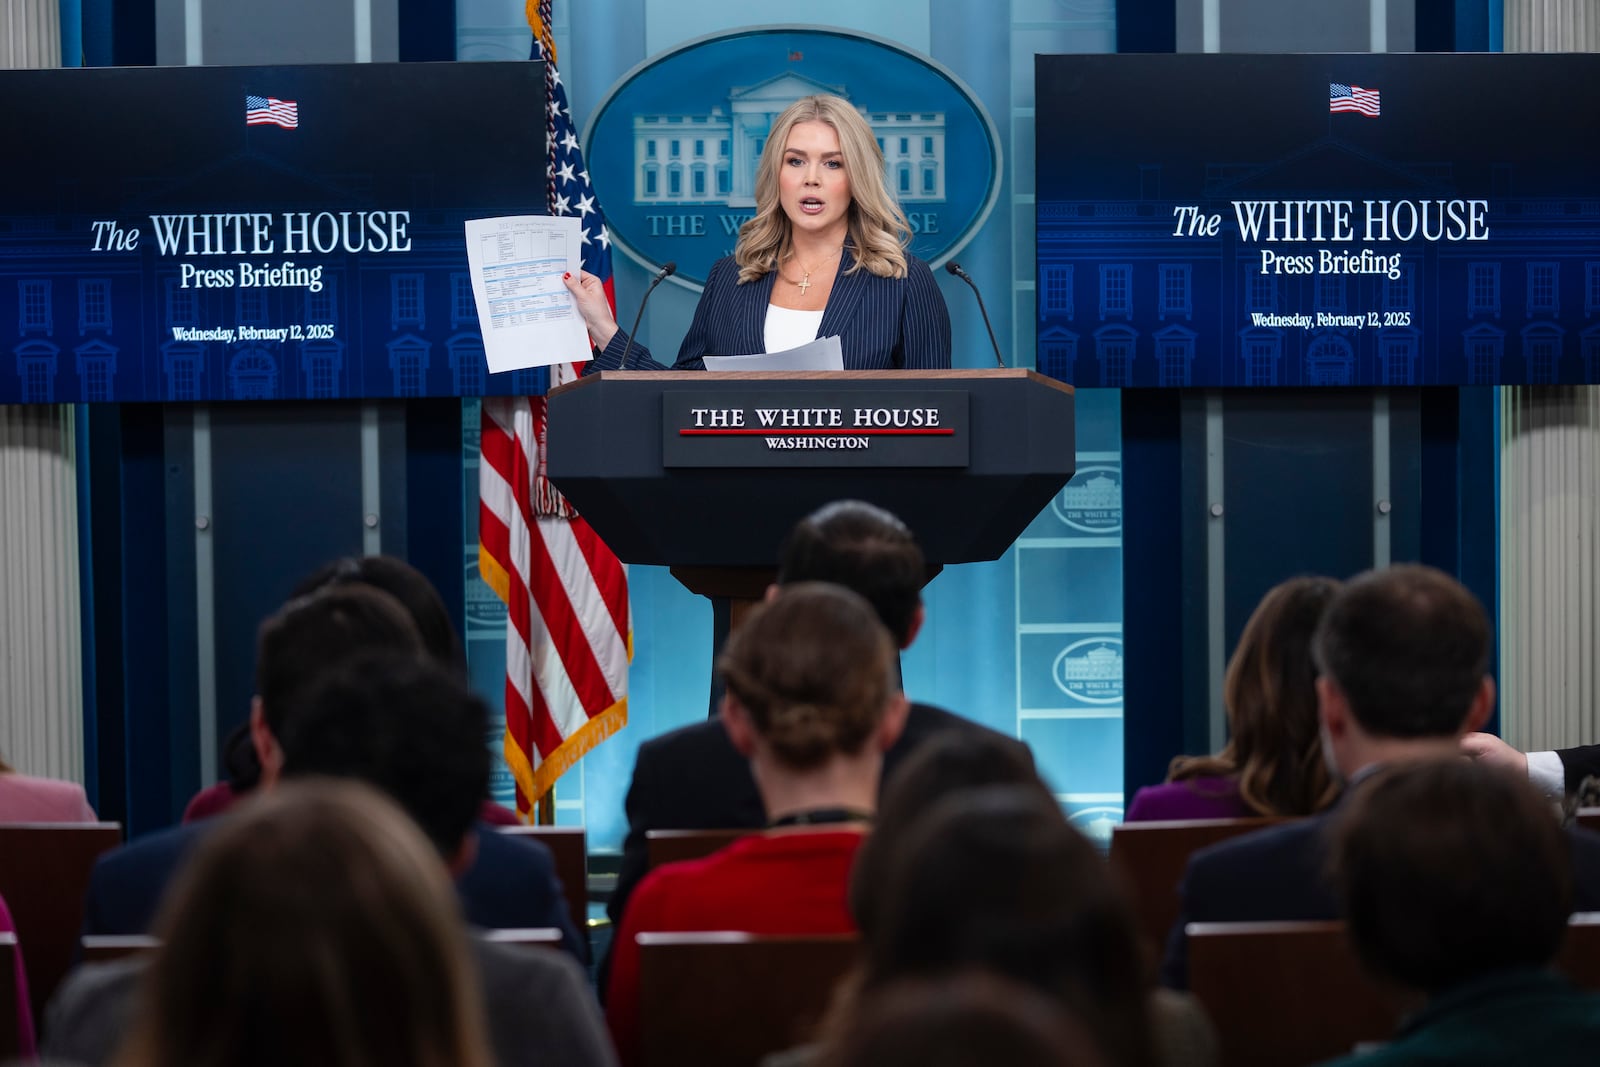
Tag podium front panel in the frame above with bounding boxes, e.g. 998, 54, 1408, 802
546, 370, 1075, 568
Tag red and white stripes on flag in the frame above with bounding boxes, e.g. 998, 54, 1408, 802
478, 0, 629, 817
479, 376, 630, 813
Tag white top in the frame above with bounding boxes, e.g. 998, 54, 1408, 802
763, 305, 825, 355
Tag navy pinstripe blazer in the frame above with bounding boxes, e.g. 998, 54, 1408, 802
591, 248, 952, 372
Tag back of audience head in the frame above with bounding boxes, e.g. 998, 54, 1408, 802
717, 582, 905, 771
1168, 575, 1340, 815
292, 554, 466, 677
776, 500, 925, 646
1331, 758, 1572, 995
850, 730, 1047, 936
275, 652, 492, 867
820, 972, 1108, 1067
859, 785, 1153, 1067
116, 780, 491, 1067
250, 584, 423, 778
1311, 563, 1493, 745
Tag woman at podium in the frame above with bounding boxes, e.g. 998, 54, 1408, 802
566, 93, 952, 371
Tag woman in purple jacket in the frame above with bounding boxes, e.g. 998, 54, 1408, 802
1126, 577, 1342, 822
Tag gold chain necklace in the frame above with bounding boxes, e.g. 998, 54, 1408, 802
785, 245, 843, 295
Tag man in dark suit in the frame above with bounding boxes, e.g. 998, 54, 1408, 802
49, 653, 613, 1067
603, 500, 1031, 990
80, 583, 586, 962
1161, 563, 1600, 989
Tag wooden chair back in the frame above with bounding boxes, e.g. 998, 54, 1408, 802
1188, 920, 1401, 1067
0, 823, 123, 1028
638, 932, 859, 1067
645, 829, 751, 870
1188, 916, 1600, 1067
80, 934, 160, 964
1108, 817, 1289, 955
0, 933, 21, 1061
481, 927, 564, 951
496, 825, 587, 939
1558, 912, 1600, 988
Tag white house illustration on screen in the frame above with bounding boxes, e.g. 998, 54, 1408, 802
631, 73, 945, 207
1062, 471, 1121, 513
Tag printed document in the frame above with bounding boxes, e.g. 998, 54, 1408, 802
702, 335, 845, 372
464, 215, 591, 373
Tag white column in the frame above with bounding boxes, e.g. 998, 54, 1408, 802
0, 401, 84, 781
0, 0, 59, 67
1504, 0, 1600, 52
1498, 0, 1600, 753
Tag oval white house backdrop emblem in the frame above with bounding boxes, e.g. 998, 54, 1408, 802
583, 26, 1003, 289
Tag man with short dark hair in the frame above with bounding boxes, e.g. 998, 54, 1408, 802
48, 653, 617, 1067
80, 581, 584, 957
1323, 759, 1600, 1066
1160, 563, 1600, 988
603, 500, 1031, 991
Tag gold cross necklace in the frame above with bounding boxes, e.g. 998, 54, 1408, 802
787, 245, 843, 295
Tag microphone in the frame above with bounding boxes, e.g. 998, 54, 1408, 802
945, 261, 1005, 369
619, 261, 677, 371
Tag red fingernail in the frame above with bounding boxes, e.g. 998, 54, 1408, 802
564, 272, 571, 280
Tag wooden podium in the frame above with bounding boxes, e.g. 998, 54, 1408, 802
547, 368, 1076, 706
546, 368, 1076, 580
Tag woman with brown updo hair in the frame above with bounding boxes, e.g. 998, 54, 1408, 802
1126, 576, 1342, 820
604, 582, 909, 1066
113, 780, 492, 1067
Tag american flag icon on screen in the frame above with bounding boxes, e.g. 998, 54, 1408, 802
1329, 83, 1380, 117
246, 95, 299, 129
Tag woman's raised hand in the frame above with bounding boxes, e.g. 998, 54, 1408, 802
563, 270, 620, 350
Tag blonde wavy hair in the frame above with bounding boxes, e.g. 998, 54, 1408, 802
735, 94, 911, 283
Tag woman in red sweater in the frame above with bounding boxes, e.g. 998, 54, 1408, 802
605, 582, 909, 1065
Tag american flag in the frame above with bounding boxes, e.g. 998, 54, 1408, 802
1329, 83, 1380, 117
245, 95, 299, 129
478, 0, 629, 819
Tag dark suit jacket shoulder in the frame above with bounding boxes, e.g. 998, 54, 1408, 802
590, 251, 951, 372
1558, 744, 1600, 793
456, 827, 589, 963
83, 818, 588, 964
82, 821, 211, 936
1162, 812, 1600, 990
1161, 813, 1339, 989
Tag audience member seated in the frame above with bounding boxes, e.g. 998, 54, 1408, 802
816, 972, 1108, 1067
606, 583, 909, 1066
1319, 758, 1600, 1066
1126, 577, 1340, 821
606, 500, 1029, 991
845, 745, 1215, 1067
0, 751, 96, 823
1162, 564, 1600, 989
848, 729, 1044, 939
181, 554, 519, 826
45, 653, 613, 1067
840, 785, 1214, 1067
102, 780, 495, 1067
80, 583, 585, 960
